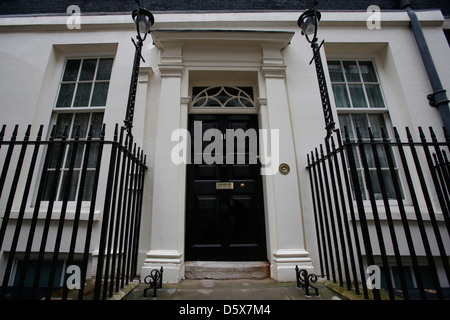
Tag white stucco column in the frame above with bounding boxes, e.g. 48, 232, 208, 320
141, 42, 185, 283
260, 44, 313, 281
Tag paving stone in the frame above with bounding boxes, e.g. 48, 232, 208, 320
124, 278, 341, 300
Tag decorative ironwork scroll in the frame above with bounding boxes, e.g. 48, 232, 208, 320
143, 267, 164, 298
295, 265, 319, 296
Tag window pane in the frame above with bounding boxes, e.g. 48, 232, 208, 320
49, 144, 63, 169
366, 84, 385, 108
55, 84, 75, 108
328, 61, 345, 82
225, 98, 240, 107
338, 113, 354, 139
55, 113, 73, 139
353, 170, 367, 200
73, 113, 90, 138
90, 113, 104, 138
343, 61, 361, 82
90, 82, 109, 106
376, 145, 389, 167
352, 114, 370, 139
65, 144, 83, 169
368, 114, 387, 138
193, 98, 207, 107
65, 113, 89, 168
82, 171, 95, 201
62, 60, 81, 81
96, 58, 114, 80
369, 170, 383, 200
348, 84, 368, 108
79, 59, 97, 81
369, 170, 396, 200
58, 170, 79, 201
13, 260, 64, 287
88, 144, 100, 168
364, 145, 376, 167
332, 84, 351, 108
359, 61, 378, 82
42, 171, 56, 201
240, 98, 254, 108
73, 83, 93, 107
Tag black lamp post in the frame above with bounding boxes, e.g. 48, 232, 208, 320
298, 0, 335, 139
124, 0, 154, 137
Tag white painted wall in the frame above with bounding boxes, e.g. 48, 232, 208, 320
0, 10, 448, 284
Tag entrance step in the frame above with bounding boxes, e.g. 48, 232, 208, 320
185, 261, 270, 280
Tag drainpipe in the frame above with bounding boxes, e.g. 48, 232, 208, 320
399, 0, 450, 132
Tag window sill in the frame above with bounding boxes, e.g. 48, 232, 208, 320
350, 204, 447, 222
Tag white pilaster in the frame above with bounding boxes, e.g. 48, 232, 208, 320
141, 42, 185, 283
260, 44, 313, 281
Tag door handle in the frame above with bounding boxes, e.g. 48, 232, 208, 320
240, 183, 245, 188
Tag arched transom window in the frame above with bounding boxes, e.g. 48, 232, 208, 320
191, 86, 255, 109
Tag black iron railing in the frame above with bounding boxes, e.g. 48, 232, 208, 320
307, 127, 450, 300
0, 123, 147, 300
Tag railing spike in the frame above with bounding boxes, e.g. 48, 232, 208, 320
62, 124, 69, 139
405, 127, 413, 141
429, 127, 437, 141
74, 124, 81, 139
47, 125, 56, 141
87, 124, 93, 139
343, 126, 350, 141
24, 125, 32, 139
393, 127, 400, 140
334, 128, 341, 139
119, 126, 125, 144
0, 125, 6, 139
36, 125, 44, 140
11, 125, 18, 139
101, 124, 106, 140
368, 127, 374, 141
355, 127, 362, 140
418, 126, 426, 139
380, 126, 387, 140
113, 123, 119, 142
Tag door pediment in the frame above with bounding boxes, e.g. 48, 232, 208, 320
151, 29, 294, 50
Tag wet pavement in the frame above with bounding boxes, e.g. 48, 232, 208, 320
124, 278, 343, 300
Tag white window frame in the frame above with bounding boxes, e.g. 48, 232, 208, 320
39, 56, 113, 209
327, 58, 406, 206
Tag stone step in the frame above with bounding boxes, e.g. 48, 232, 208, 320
184, 261, 270, 280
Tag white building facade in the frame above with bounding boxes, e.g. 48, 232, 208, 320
0, 2, 449, 298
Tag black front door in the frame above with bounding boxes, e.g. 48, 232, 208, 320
185, 114, 267, 261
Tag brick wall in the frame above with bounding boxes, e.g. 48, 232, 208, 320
0, 0, 449, 16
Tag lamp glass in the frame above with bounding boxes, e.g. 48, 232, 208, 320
301, 15, 317, 35
135, 13, 152, 34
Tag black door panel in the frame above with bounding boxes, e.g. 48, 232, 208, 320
185, 114, 266, 261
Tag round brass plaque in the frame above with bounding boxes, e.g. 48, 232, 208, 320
279, 163, 290, 175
